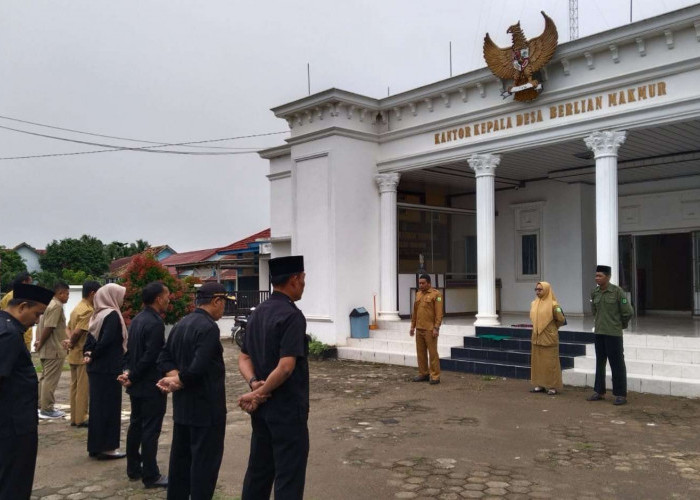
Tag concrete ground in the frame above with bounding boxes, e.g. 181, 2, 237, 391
31, 343, 700, 500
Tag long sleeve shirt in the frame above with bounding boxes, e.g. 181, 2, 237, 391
590, 283, 634, 337
124, 307, 165, 398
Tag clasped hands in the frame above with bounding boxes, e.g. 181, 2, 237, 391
117, 371, 132, 388
238, 380, 268, 414
156, 371, 184, 393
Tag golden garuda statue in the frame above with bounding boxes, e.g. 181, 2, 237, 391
483, 11, 558, 102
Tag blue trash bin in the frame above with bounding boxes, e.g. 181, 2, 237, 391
349, 307, 370, 338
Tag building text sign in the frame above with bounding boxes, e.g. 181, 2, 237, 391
434, 81, 667, 146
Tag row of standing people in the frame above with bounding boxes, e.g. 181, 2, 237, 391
1, 254, 311, 500
410, 265, 634, 405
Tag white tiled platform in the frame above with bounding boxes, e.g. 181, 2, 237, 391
337, 315, 700, 398
336, 320, 473, 368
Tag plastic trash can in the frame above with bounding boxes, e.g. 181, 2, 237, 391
349, 307, 370, 338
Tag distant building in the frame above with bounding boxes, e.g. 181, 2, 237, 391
107, 245, 177, 280
159, 229, 271, 293
12, 243, 45, 274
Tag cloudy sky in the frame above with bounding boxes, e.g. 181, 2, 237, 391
1, 0, 695, 252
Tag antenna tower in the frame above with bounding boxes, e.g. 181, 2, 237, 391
569, 0, 579, 40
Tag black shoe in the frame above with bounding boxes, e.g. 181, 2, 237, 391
97, 451, 126, 460
429, 379, 440, 385
412, 375, 429, 382
128, 472, 143, 481
613, 396, 627, 406
586, 392, 604, 401
76, 421, 89, 428
144, 475, 168, 489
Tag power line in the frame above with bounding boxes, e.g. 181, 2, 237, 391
0, 114, 268, 151
0, 125, 289, 160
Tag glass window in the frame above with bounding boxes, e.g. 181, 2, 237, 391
521, 234, 537, 275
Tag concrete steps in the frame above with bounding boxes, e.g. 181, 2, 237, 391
563, 334, 700, 397
337, 320, 472, 368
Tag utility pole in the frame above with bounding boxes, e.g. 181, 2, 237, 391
449, 41, 453, 77
569, 0, 579, 41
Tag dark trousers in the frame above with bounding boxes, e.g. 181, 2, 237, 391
126, 393, 167, 483
594, 334, 627, 397
0, 431, 37, 500
167, 422, 225, 500
242, 417, 309, 500
87, 372, 123, 455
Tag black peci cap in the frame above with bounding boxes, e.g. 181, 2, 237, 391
596, 265, 612, 275
13, 283, 54, 305
269, 256, 304, 280
197, 282, 236, 300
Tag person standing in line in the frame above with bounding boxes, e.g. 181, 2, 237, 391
156, 282, 230, 500
0, 283, 53, 500
0, 272, 34, 351
409, 274, 444, 385
529, 281, 566, 395
119, 282, 170, 489
238, 255, 309, 500
587, 265, 634, 406
63, 280, 100, 428
35, 281, 70, 419
84, 283, 128, 459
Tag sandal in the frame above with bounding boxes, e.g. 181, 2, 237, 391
529, 387, 545, 393
547, 389, 557, 395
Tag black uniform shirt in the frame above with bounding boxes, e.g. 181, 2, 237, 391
84, 311, 124, 375
243, 291, 309, 423
124, 307, 165, 398
157, 308, 226, 427
0, 311, 38, 437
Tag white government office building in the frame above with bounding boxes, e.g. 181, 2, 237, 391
259, 5, 700, 396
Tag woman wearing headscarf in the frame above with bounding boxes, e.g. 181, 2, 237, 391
83, 283, 128, 459
529, 281, 566, 395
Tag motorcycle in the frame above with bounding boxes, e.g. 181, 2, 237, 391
231, 307, 254, 348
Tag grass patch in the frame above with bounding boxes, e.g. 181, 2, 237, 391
481, 375, 498, 381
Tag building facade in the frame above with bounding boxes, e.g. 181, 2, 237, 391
260, 6, 700, 346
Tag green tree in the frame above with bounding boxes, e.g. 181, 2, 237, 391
40, 235, 109, 277
105, 239, 150, 261
0, 247, 28, 293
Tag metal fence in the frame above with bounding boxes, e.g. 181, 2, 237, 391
224, 290, 270, 316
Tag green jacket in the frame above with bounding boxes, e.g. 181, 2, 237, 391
590, 283, 634, 337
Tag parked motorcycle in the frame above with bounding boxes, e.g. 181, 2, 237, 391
231, 307, 254, 348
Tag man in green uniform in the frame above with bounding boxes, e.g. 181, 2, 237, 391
410, 274, 444, 385
587, 265, 634, 405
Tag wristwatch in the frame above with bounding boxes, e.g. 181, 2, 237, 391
248, 376, 258, 389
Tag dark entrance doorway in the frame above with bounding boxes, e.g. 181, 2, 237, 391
634, 233, 693, 313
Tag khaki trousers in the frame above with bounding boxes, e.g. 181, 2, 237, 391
415, 328, 440, 380
69, 364, 89, 424
39, 357, 65, 412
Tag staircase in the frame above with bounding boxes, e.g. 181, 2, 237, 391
440, 326, 595, 379
336, 320, 471, 367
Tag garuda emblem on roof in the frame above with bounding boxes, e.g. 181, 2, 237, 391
483, 11, 558, 102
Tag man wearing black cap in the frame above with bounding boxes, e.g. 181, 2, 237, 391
0, 283, 54, 499
156, 282, 231, 500
588, 265, 634, 405
238, 255, 309, 500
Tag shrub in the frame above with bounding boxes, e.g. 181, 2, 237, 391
120, 252, 195, 325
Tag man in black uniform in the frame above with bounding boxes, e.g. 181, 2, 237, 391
156, 282, 232, 500
120, 282, 171, 488
238, 255, 309, 500
0, 283, 54, 500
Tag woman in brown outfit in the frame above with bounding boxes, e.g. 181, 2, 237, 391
529, 281, 566, 395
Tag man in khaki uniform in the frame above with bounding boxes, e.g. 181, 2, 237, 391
63, 281, 100, 426
409, 274, 444, 385
35, 281, 70, 419
0, 272, 34, 351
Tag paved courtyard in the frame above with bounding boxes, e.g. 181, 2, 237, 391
31, 343, 700, 500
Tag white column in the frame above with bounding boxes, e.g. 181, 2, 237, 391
585, 130, 626, 285
468, 153, 501, 326
375, 172, 401, 321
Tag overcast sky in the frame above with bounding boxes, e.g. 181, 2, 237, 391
1, 0, 695, 252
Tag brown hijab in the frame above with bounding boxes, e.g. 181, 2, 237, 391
88, 283, 128, 352
529, 281, 558, 335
